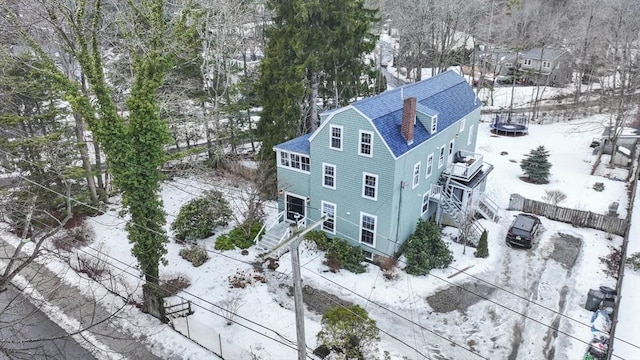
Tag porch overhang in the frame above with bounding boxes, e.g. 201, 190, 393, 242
449, 162, 494, 190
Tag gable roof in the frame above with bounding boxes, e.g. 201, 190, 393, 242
274, 70, 480, 158
351, 70, 480, 157
520, 48, 568, 62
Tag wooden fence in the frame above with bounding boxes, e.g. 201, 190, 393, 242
507, 194, 627, 236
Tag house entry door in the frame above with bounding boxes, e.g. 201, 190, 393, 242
285, 194, 306, 222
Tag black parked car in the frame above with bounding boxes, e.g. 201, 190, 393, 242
506, 213, 541, 249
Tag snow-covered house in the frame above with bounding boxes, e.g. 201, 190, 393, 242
259, 70, 499, 260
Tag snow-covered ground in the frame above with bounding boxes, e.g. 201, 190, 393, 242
3, 81, 638, 359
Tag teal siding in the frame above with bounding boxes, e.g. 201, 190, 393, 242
306, 108, 396, 255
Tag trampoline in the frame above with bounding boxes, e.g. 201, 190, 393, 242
490, 114, 529, 136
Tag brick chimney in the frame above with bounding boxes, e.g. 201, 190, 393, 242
401, 97, 416, 145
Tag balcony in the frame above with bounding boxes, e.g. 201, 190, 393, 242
445, 150, 485, 182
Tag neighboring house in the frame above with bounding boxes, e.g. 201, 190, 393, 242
473, 47, 572, 86
258, 71, 499, 260
518, 47, 572, 86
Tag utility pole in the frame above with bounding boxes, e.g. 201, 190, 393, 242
263, 216, 326, 360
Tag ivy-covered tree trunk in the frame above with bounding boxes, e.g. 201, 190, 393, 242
9, 0, 180, 319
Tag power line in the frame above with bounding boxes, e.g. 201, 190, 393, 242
2, 148, 638, 355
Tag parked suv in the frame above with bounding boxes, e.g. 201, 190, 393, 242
506, 213, 541, 249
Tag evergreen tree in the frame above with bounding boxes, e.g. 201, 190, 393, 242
404, 219, 453, 276
257, 0, 379, 191
520, 146, 552, 184
317, 305, 380, 360
475, 230, 489, 258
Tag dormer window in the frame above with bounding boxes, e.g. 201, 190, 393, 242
542, 61, 551, 68
430, 115, 438, 134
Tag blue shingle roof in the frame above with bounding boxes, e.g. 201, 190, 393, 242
273, 133, 311, 155
273, 70, 479, 158
354, 70, 480, 157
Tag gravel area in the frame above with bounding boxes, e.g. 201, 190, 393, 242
549, 232, 582, 269
426, 282, 496, 313
295, 285, 354, 315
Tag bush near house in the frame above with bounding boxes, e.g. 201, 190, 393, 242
404, 219, 453, 275
171, 190, 232, 241
214, 221, 263, 251
305, 231, 366, 273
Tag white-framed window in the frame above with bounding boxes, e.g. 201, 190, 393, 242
430, 116, 438, 133
412, 162, 421, 189
523, 59, 532, 66
421, 192, 431, 215
425, 153, 434, 178
322, 163, 336, 189
362, 172, 378, 200
321, 201, 336, 234
359, 212, 376, 246
278, 151, 310, 173
505, 62, 513, 68
542, 61, 551, 68
459, 119, 466, 133
330, 125, 343, 150
468, 124, 475, 145
358, 130, 373, 157
438, 146, 445, 168
362, 250, 373, 261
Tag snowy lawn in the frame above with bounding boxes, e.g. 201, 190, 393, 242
68, 113, 630, 360
4, 82, 633, 359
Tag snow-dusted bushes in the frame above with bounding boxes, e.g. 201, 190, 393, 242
171, 190, 232, 241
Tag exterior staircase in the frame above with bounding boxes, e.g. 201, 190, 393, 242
477, 193, 501, 222
439, 186, 485, 245
254, 211, 301, 258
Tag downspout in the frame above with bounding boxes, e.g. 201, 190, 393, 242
395, 180, 407, 255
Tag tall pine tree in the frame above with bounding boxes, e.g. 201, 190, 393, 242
520, 146, 552, 184
256, 0, 379, 192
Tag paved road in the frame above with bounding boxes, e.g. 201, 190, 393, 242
0, 239, 163, 360
0, 285, 97, 360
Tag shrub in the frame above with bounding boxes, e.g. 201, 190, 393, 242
520, 146, 552, 184
542, 189, 567, 206
628, 252, 640, 271
305, 230, 329, 251
404, 219, 453, 275
179, 245, 209, 267
317, 305, 380, 359
599, 245, 622, 279
475, 230, 489, 258
325, 238, 366, 274
214, 221, 263, 250
171, 190, 232, 241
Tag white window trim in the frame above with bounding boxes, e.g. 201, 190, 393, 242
448, 139, 455, 165
358, 130, 374, 157
329, 125, 343, 151
425, 153, 434, 178
468, 124, 474, 145
359, 212, 377, 248
421, 191, 431, 215
430, 116, 438, 134
322, 163, 336, 189
277, 150, 310, 174
459, 119, 466, 133
412, 162, 421, 189
542, 61, 551, 68
523, 59, 532, 66
362, 250, 374, 261
362, 172, 378, 201
321, 201, 336, 234
438, 146, 445, 168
